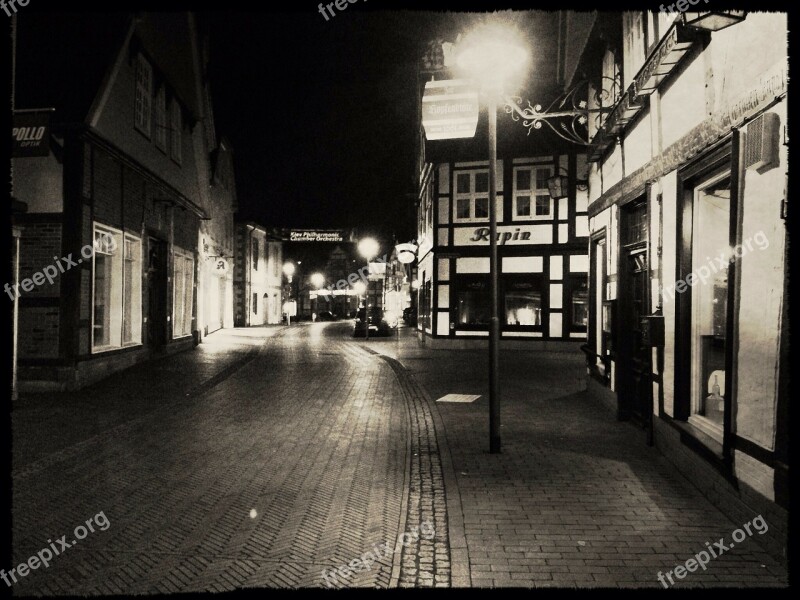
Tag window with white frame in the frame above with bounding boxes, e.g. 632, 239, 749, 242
134, 54, 153, 137
155, 85, 167, 152
513, 165, 554, 220
453, 169, 489, 222
92, 225, 142, 352
173, 249, 194, 338
170, 98, 182, 164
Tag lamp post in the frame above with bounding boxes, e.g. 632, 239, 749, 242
358, 237, 380, 340
353, 280, 367, 334
311, 272, 324, 321
456, 24, 529, 454
283, 261, 295, 326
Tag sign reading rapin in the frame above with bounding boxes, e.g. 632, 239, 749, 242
421, 79, 479, 141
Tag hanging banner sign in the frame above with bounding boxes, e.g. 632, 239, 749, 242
289, 230, 345, 243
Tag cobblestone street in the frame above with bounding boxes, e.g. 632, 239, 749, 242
11, 323, 788, 592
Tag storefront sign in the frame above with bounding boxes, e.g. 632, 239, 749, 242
12, 111, 51, 157
215, 258, 229, 273
422, 79, 479, 141
589, 62, 787, 217
454, 225, 553, 246
289, 229, 345, 243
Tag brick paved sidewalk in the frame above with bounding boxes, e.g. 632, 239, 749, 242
356, 327, 789, 588
12, 326, 286, 470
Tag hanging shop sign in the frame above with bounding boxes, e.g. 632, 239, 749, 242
12, 110, 52, 158
422, 79, 479, 141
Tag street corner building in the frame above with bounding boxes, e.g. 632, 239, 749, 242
233, 222, 284, 327
11, 12, 237, 391
565, 12, 788, 560
414, 26, 590, 351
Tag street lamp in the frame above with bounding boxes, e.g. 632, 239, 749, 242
358, 237, 380, 340
456, 23, 528, 454
283, 262, 296, 326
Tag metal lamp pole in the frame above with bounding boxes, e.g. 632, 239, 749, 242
488, 90, 501, 454
364, 263, 370, 341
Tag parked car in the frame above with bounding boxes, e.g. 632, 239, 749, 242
316, 311, 336, 322
403, 307, 417, 327
352, 307, 392, 337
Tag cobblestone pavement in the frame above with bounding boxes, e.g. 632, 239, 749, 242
11, 322, 789, 591
358, 328, 789, 588
11, 324, 418, 593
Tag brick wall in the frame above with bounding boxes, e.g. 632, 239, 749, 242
17, 221, 63, 298
16, 221, 63, 360
18, 307, 60, 359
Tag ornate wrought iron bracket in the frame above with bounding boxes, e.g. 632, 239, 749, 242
502, 76, 620, 145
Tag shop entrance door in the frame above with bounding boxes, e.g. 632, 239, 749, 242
147, 237, 168, 349
617, 200, 653, 424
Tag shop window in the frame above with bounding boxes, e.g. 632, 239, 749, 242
589, 234, 608, 379
419, 276, 432, 331
504, 276, 544, 328
173, 249, 194, 338
569, 280, 589, 330
92, 225, 142, 352
122, 235, 143, 345
689, 175, 732, 434
457, 276, 491, 327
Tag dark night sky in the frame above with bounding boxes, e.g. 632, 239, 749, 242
205, 10, 445, 242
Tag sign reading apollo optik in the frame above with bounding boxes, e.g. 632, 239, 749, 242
12, 111, 51, 158
421, 79, 479, 141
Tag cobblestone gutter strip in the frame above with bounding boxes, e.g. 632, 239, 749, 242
12, 328, 287, 481
358, 346, 459, 588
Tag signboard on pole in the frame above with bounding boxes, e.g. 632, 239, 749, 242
368, 262, 386, 281
289, 230, 345, 243
283, 301, 297, 317
12, 111, 52, 158
422, 79, 479, 141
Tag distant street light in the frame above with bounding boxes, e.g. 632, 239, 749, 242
282, 261, 296, 281
358, 237, 380, 341
456, 22, 529, 455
